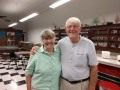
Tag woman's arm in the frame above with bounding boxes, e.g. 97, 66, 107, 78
26, 75, 31, 90
25, 56, 36, 90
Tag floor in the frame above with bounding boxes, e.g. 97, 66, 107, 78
0, 57, 27, 90
1, 56, 119, 90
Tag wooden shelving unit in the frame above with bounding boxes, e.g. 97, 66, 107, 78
0, 30, 6, 46
0, 28, 24, 46
81, 27, 89, 38
53, 24, 120, 53
53, 27, 89, 43
89, 24, 120, 53
53, 29, 66, 44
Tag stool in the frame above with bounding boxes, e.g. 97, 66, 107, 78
99, 80, 120, 90
8, 52, 20, 69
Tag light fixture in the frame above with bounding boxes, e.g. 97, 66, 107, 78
49, 0, 71, 9
8, 22, 18, 27
19, 12, 39, 22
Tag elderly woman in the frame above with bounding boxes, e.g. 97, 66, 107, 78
25, 29, 61, 90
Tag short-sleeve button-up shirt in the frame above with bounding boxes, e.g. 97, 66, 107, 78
25, 46, 61, 90
57, 36, 98, 81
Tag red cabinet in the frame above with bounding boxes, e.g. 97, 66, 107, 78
98, 63, 120, 85
98, 64, 120, 78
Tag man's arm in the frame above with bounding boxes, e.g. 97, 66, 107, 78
30, 46, 39, 56
26, 75, 31, 90
88, 66, 98, 90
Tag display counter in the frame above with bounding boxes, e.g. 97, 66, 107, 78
97, 56, 120, 68
97, 54, 120, 85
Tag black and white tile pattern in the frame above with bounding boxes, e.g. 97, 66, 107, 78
0, 57, 28, 90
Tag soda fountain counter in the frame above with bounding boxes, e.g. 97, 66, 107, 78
97, 52, 120, 85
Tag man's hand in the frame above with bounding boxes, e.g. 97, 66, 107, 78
30, 46, 39, 56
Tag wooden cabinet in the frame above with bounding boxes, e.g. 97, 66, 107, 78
53, 24, 120, 53
89, 27, 109, 50
0, 28, 23, 46
20, 42, 34, 51
108, 29, 120, 49
0, 30, 6, 46
53, 27, 89, 43
81, 27, 89, 38
15, 31, 24, 45
7, 32, 15, 45
89, 24, 120, 53
53, 29, 66, 44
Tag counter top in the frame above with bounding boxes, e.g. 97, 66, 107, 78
97, 56, 120, 68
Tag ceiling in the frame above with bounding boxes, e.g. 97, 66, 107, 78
0, 0, 56, 28
0, 0, 120, 28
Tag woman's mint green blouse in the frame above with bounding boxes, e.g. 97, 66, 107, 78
25, 46, 61, 90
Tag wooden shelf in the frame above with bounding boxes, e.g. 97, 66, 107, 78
0, 28, 24, 46
89, 24, 120, 53
53, 24, 120, 53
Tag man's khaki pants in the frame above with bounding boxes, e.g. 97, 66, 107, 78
60, 78, 89, 90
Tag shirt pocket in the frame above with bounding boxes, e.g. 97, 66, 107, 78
74, 52, 88, 67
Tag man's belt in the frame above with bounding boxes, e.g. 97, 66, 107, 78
61, 77, 90, 84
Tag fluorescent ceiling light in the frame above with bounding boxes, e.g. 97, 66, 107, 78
19, 12, 39, 22
49, 0, 71, 9
8, 22, 18, 27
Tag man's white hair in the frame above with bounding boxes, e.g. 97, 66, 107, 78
65, 17, 81, 27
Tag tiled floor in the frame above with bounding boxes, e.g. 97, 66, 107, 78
0, 57, 27, 90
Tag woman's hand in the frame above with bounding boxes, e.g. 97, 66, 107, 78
30, 46, 39, 56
